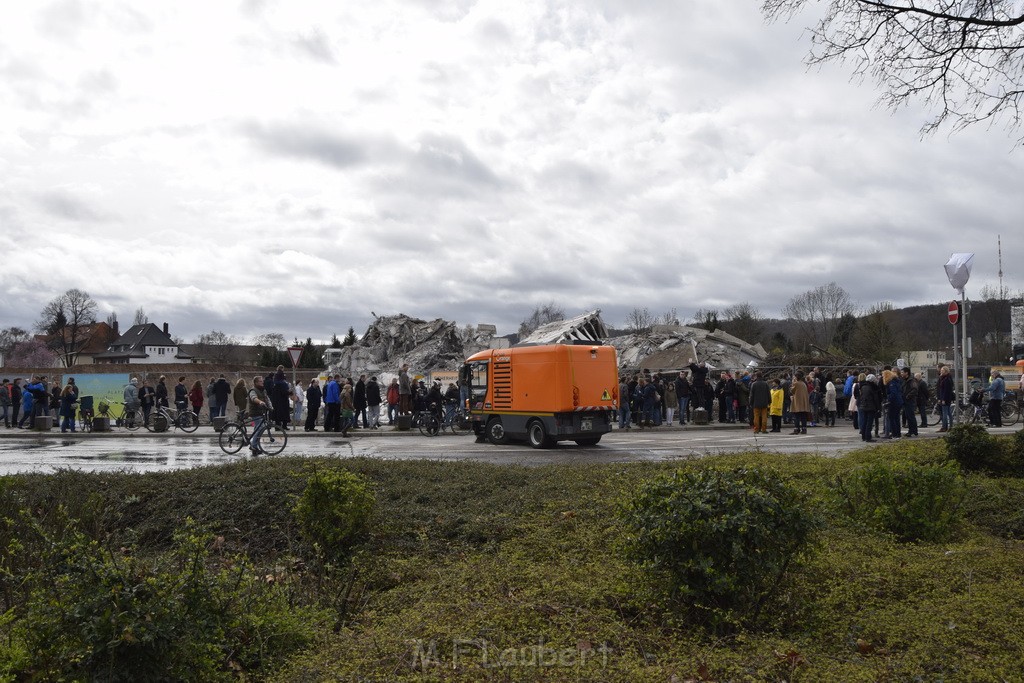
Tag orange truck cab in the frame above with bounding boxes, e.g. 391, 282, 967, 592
460, 343, 619, 448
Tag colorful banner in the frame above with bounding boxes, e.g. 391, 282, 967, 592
72, 373, 131, 418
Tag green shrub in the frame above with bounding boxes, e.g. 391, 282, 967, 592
962, 477, 1024, 538
293, 468, 375, 559
837, 460, 965, 542
620, 467, 817, 621
9, 515, 324, 681
945, 422, 1021, 475
1010, 430, 1024, 470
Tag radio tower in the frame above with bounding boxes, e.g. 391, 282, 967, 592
998, 234, 1004, 299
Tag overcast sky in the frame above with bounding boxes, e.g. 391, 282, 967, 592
2, 0, 1022, 344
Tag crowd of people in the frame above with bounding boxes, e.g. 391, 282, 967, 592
616, 360, 1019, 438
4, 361, 1016, 442
0, 375, 82, 432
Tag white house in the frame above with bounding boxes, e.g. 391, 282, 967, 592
93, 323, 192, 365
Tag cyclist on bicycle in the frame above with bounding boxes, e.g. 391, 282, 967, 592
427, 381, 444, 421
247, 375, 272, 455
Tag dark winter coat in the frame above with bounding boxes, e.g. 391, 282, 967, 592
749, 379, 771, 409
856, 381, 881, 413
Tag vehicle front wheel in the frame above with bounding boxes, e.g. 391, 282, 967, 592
486, 418, 509, 445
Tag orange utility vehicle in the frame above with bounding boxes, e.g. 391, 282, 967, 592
460, 343, 619, 448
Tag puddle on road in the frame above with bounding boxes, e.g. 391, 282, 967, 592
79, 450, 164, 463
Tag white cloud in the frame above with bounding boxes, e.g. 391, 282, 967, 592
0, 0, 1021, 345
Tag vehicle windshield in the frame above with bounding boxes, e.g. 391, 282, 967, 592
463, 361, 489, 405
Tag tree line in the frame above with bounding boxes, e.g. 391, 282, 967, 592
520, 283, 1024, 364
3, 284, 1021, 370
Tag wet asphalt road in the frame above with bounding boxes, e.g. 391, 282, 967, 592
2, 420, 1017, 475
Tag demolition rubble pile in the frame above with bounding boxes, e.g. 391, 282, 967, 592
518, 310, 609, 345
326, 310, 767, 377
325, 314, 502, 376
608, 325, 767, 373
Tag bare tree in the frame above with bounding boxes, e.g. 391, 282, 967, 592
36, 288, 98, 367
193, 330, 241, 363
763, 0, 1024, 140
518, 303, 565, 338
849, 302, 904, 361
720, 302, 765, 344
783, 282, 855, 351
252, 332, 288, 367
691, 308, 720, 332
655, 308, 681, 326
133, 307, 149, 326
0, 327, 31, 357
625, 307, 654, 333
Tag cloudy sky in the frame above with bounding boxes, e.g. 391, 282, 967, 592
2, 0, 1022, 344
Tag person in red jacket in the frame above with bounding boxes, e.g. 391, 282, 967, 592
188, 380, 204, 415
386, 377, 401, 424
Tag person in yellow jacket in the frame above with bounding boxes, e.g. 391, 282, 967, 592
769, 379, 784, 433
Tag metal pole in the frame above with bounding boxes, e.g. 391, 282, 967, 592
952, 316, 959, 423
961, 290, 969, 409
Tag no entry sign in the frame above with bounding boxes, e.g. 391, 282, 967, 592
947, 300, 960, 325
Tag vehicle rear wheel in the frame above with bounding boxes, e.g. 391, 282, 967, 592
574, 436, 601, 447
527, 420, 553, 449
486, 417, 508, 445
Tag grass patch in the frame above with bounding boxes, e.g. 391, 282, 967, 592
2, 436, 1024, 680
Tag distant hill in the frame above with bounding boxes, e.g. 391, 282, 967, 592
720, 299, 1020, 364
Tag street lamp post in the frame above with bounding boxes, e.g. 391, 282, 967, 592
945, 253, 975, 416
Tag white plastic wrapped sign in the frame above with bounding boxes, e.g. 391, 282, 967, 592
944, 253, 974, 294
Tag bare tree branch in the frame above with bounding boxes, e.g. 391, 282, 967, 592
763, 0, 1024, 141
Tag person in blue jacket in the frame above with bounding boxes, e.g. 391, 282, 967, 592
884, 370, 903, 439
986, 370, 1006, 427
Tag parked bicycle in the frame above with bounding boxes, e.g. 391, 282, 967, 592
442, 402, 471, 434
218, 412, 288, 455
146, 403, 199, 433
1000, 390, 1020, 427
115, 402, 146, 431
411, 403, 442, 436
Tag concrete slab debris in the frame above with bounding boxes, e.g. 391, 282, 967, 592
323, 310, 765, 378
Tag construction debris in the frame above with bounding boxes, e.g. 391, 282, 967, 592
323, 314, 504, 376
608, 324, 767, 374
322, 310, 766, 377
518, 310, 609, 345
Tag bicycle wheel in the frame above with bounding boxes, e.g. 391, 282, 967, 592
123, 409, 143, 431
219, 423, 246, 454
177, 410, 199, 433
1001, 401, 1019, 426
420, 414, 440, 436
259, 426, 288, 455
